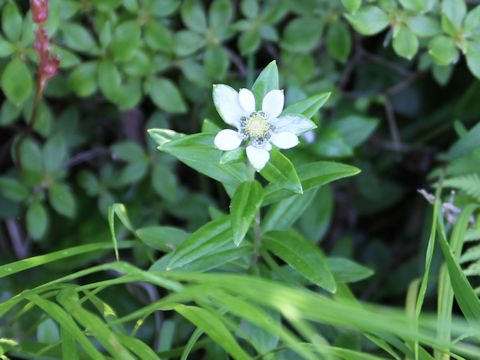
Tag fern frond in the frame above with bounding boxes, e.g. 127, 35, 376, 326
443, 174, 480, 202
460, 245, 480, 264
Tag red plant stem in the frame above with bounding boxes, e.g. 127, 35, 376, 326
14, 29, 46, 175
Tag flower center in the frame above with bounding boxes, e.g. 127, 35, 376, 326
244, 112, 269, 137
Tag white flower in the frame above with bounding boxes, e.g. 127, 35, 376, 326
213, 84, 315, 170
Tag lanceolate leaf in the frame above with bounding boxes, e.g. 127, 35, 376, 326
282, 92, 331, 119
174, 305, 253, 360
260, 150, 302, 194
251, 60, 279, 107
263, 230, 336, 292
230, 180, 264, 246
263, 161, 360, 205
152, 132, 248, 187
167, 215, 234, 270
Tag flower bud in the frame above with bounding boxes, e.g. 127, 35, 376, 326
30, 0, 48, 24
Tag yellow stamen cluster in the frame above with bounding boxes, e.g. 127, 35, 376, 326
245, 113, 269, 137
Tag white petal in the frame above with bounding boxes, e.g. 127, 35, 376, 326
263, 142, 272, 151
246, 146, 270, 170
262, 89, 284, 118
214, 129, 243, 151
271, 132, 299, 149
272, 115, 316, 135
213, 84, 245, 128
238, 88, 256, 113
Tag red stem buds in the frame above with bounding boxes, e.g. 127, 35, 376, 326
30, 0, 48, 25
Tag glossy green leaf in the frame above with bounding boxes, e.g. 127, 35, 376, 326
282, 17, 323, 52
399, 0, 422, 13
466, 40, 480, 79
27, 200, 48, 240
341, 0, 361, 13
447, 121, 480, 159
1, 58, 33, 106
110, 20, 141, 61
0, 176, 29, 202
260, 150, 302, 194
49, 183, 76, 218
251, 60, 279, 108
0, 241, 134, 279
282, 92, 331, 119
167, 215, 235, 270
204, 45, 229, 79
327, 257, 374, 283
174, 305, 252, 360
441, 0, 466, 30
428, 36, 457, 65
331, 115, 379, 147
209, 0, 233, 31
263, 230, 336, 292
149, 77, 187, 114
345, 6, 390, 35
437, 213, 480, 323
68, 61, 98, 97
0, 34, 14, 56
137, 226, 188, 252
327, 21, 351, 62
2, 1, 22, 42
263, 161, 360, 205
230, 180, 264, 245
464, 6, 480, 31
393, 25, 418, 60
181, 0, 207, 33
262, 188, 317, 233
145, 22, 172, 52
57, 289, 136, 360
406, 16, 442, 38
98, 59, 121, 102
238, 29, 260, 54
43, 133, 67, 173
37, 318, 60, 344
173, 30, 206, 56
61, 23, 98, 53
153, 132, 247, 186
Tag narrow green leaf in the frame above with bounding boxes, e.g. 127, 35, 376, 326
437, 213, 480, 323
447, 122, 480, 159
61, 326, 79, 360
137, 226, 188, 252
263, 161, 360, 205
282, 92, 331, 119
167, 215, 233, 270
327, 257, 374, 283
263, 230, 336, 292
157, 132, 248, 186
0, 242, 134, 279
230, 180, 264, 245
260, 150, 302, 194
25, 294, 106, 360
262, 188, 318, 233
174, 305, 252, 360
57, 289, 136, 360
251, 60, 279, 108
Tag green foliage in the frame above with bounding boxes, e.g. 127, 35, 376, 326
3, 0, 480, 359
